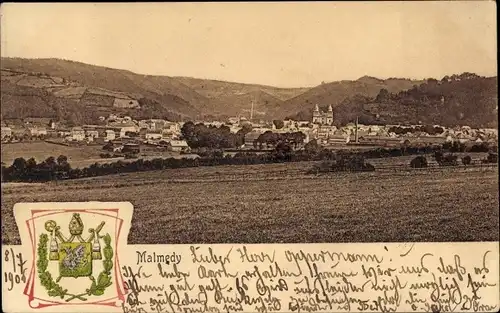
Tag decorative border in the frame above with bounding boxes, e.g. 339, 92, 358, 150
22, 208, 127, 309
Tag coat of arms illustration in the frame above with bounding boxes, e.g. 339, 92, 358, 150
37, 213, 114, 302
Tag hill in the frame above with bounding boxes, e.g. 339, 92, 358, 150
174, 76, 309, 117
0, 58, 309, 122
1, 58, 497, 127
283, 74, 498, 128
353, 73, 498, 127
1, 58, 205, 122
278, 76, 422, 120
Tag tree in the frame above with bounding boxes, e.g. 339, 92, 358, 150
375, 88, 390, 102
57, 155, 68, 165
181, 121, 196, 145
434, 151, 444, 164
273, 120, 284, 129
43, 156, 57, 169
462, 155, 472, 166
26, 158, 37, 169
103, 142, 114, 151
304, 139, 322, 156
410, 156, 428, 168
427, 78, 438, 85
273, 141, 293, 162
56, 155, 71, 172
12, 157, 27, 172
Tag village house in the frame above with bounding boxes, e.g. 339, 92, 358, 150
24, 117, 52, 127
152, 119, 168, 130
327, 134, 349, 145
119, 125, 140, 138
250, 121, 267, 128
167, 140, 190, 153
229, 125, 242, 134
104, 130, 116, 142
163, 121, 181, 134
228, 117, 240, 125
27, 127, 48, 137
1, 126, 12, 139
251, 126, 272, 134
86, 130, 99, 139
10, 127, 27, 139
57, 129, 71, 137
161, 129, 177, 140
145, 131, 163, 140
316, 125, 337, 139
138, 120, 149, 130
204, 121, 224, 128
137, 119, 164, 131
71, 127, 85, 141
122, 143, 141, 154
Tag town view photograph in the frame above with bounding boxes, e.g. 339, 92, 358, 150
1, 2, 498, 245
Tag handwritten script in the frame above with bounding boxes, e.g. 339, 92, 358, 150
2, 243, 498, 312
120, 244, 498, 313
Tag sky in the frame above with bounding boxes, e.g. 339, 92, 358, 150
0, 2, 497, 88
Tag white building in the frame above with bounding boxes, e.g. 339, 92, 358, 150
120, 126, 139, 138
1, 127, 12, 139
28, 127, 48, 136
145, 132, 163, 140
71, 127, 85, 141
86, 130, 99, 139
168, 140, 190, 152
105, 130, 116, 142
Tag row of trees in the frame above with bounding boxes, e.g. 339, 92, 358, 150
180, 121, 309, 151
180, 121, 252, 149
254, 131, 306, 149
387, 125, 445, 135
2, 155, 70, 182
2, 141, 497, 183
410, 150, 498, 168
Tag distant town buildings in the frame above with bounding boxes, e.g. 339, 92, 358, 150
0, 106, 497, 157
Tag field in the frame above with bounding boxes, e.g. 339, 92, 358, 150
1, 141, 195, 168
2, 154, 498, 244
1, 142, 105, 168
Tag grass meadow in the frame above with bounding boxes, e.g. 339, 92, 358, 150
2, 154, 498, 245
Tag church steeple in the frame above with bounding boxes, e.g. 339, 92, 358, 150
327, 104, 333, 112
314, 104, 320, 112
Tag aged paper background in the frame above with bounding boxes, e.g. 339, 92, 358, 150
1, 2, 499, 312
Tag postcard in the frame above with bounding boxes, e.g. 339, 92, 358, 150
1, 2, 499, 312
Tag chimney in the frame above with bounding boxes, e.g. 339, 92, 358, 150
355, 116, 359, 143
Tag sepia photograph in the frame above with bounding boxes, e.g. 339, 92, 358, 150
1, 2, 498, 245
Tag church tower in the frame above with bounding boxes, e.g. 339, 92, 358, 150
326, 104, 333, 125
312, 104, 321, 124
